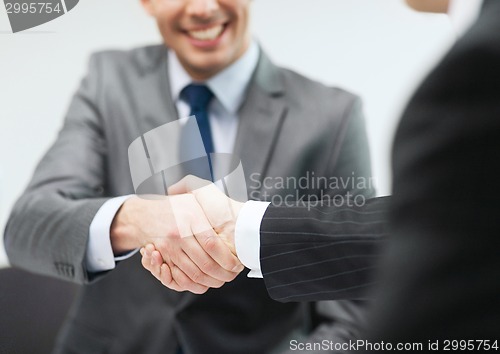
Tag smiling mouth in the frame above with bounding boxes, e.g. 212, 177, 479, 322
186, 23, 227, 41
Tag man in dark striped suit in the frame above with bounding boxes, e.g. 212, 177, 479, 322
368, 0, 500, 342
143, 0, 500, 342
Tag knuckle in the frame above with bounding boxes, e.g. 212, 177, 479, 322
166, 247, 180, 264
190, 269, 204, 284
160, 266, 171, 281
201, 259, 216, 274
166, 228, 181, 240
220, 258, 238, 273
174, 275, 191, 290
203, 235, 218, 253
155, 239, 169, 253
169, 267, 182, 285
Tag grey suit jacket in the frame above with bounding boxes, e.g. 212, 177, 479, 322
4, 45, 373, 354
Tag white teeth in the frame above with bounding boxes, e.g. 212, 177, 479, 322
188, 25, 224, 41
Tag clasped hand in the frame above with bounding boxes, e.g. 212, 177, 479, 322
112, 176, 244, 294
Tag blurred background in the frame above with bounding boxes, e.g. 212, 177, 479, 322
0, 0, 455, 268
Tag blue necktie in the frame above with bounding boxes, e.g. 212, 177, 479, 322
181, 84, 215, 157
180, 84, 215, 181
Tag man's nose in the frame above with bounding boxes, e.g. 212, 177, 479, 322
185, 0, 220, 19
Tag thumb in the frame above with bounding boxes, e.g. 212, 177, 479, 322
168, 175, 211, 195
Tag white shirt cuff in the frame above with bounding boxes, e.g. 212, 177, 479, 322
234, 200, 270, 278
86, 195, 135, 272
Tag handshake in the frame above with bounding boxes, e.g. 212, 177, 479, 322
111, 176, 246, 294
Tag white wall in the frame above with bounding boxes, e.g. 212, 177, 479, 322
0, 0, 454, 268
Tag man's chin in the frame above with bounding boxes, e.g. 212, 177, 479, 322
184, 57, 230, 80
405, 0, 449, 13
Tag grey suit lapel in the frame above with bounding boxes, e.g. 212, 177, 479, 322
135, 45, 180, 134
233, 51, 287, 194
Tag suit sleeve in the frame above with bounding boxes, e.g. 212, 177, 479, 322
4, 54, 110, 284
259, 97, 389, 302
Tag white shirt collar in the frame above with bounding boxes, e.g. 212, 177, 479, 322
168, 41, 260, 115
448, 0, 483, 37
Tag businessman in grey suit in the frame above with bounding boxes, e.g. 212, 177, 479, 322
4, 0, 376, 353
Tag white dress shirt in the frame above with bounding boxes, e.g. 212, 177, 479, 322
233, 0, 485, 279
449, 0, 483, 37
85, 42, 260, 272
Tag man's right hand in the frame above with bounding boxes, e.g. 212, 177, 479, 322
110, 194, 244, 294
141, 176, 246, 293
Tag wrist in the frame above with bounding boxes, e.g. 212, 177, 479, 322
110, 197, 142, 254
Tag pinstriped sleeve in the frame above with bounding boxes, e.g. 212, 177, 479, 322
260, 196, 389, 302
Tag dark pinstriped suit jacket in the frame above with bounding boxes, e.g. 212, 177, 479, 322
368, 0, 500, 341
259, 0, 500, 342
260, 197, 389, 302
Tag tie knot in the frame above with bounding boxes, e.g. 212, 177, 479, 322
181, 84, 214, 111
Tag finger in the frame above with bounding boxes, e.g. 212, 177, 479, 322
181, 234, 236, 283
141, 245, 176, 288
141, 248, 156, 275
158, 263, 183, 292
145, 243, 156, 255
146, 245, 195, 292
141, 227, 214, 293
148, 242, 174, 267
169, 246, 225, 288
191, 182, 235, 227
151, 251, 177, 289
142, 249, 185, 293
141, 244, 155, 268
170, 264, 209, 295
168, 194, 242, 276
190, 217, 243, 273
151, 250, 164, 268
141, 247, 162, 279
153, 262, 183, 293
180, 195, 242, 273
